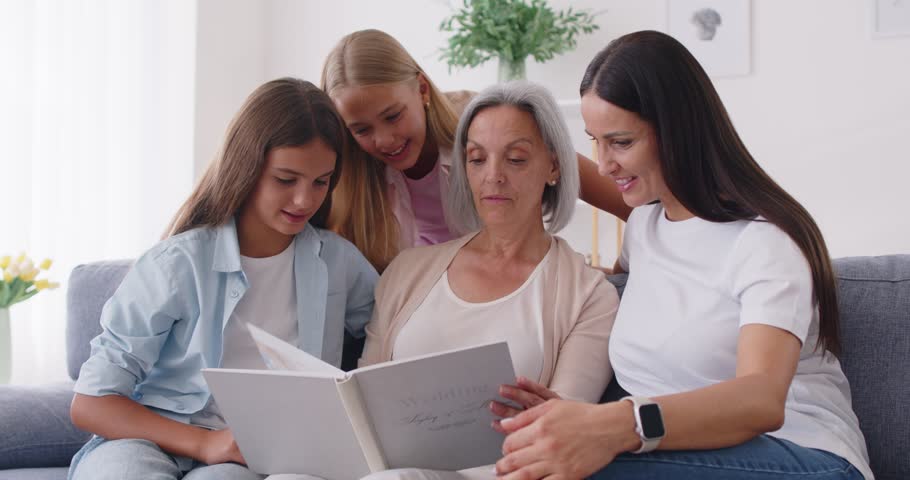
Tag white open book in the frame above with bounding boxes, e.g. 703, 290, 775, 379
201, 324, 516, 480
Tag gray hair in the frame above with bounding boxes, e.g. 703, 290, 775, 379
447, 81, 579, 234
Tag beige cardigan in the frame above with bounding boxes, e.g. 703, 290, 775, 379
359, 233, 620, 403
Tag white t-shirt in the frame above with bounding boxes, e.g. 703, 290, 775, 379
392, 242, 553, 382
222, 238, 299, 368
192, 239, 299, 429
611, 204, 872, 480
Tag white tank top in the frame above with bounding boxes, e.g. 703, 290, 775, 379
393, 243, 554, 382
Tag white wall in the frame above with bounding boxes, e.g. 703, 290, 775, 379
193, 0, 910, 262
714, 1, 910, 258
194, 0, 268, 176
1, 0, 197, 384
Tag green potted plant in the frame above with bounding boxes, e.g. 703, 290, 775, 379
440, 0, 600, 82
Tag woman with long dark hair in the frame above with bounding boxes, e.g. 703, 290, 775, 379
495, 31, 872, 480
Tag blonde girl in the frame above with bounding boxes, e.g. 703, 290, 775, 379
322, 29, 630, 271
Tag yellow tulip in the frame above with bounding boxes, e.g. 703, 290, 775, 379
0, 256, 9, 269
40, 259, 53, 270
21, 268, 39, 282
14, 253, 26, 265
3, 271, 12, 283
35, 280, 60, 291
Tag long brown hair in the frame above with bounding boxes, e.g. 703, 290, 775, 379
581, 31, 842, 355
321, 29, 460, 271
165, 78, 348, 237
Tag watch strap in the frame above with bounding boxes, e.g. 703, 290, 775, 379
621, 395, 662, 454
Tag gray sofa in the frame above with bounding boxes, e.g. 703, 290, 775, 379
1, 256, 908, 479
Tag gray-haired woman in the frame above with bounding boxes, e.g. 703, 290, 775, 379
352, 82, 620, 480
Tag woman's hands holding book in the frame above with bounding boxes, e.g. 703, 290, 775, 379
490, 376, 561, 433
494, 400, 639, 479
197, 428, 247, 466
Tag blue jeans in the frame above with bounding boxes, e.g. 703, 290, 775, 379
589, 435, 863, 479
68, 437, 264, 480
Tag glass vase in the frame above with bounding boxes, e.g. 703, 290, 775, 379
0, 308, 10, 384
497, 56, 527, 83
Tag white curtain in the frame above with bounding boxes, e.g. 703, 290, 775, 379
0, 0, 197, 384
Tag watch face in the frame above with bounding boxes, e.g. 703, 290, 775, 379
639, 403, 665, 438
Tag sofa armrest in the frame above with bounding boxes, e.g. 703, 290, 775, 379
0, 382, 91, 469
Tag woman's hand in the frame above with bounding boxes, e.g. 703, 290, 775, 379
591, 265, 614, 275
196, 428, 246, 466
495, 399, 640, 480
491, 377, 561, 433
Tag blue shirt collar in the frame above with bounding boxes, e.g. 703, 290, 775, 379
212, 217, 323, 272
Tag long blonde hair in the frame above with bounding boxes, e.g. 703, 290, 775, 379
165, 78, 348, 238
321, 29, 460, 271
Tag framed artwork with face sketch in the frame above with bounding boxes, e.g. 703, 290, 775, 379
662, 0, 752, 78
872, 0, 910, 38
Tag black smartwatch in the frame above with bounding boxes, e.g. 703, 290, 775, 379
621, 396, 665, 453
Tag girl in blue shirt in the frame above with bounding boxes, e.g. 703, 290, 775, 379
68, 78, 378, 480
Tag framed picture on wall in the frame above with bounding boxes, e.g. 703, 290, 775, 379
872, 0, 910, 38
662, 0, 752, 77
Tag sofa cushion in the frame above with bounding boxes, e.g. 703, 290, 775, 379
0, 382, 90, 470
834, 255, 910, 480
65, 260, 132, 380
58, 257, 909, 478
0, 468, 68, 480
605, 272, 627, 298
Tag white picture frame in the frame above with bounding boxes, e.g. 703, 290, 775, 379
662, 0, 752, 78
871, 0, 910, 38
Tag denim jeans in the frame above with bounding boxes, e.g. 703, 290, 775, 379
68, 437, 264, 480
589, 435, 864, 479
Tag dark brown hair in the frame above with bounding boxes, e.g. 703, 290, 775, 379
165, 78, 349, 237
581, 31, 841, 355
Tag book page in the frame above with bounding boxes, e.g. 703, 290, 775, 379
202, 368, 370, 480
352, 342, 516, 471
248, 323, 344, 376
336, 376, 387, 473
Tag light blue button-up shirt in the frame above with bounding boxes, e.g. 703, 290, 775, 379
73, 218, 377, 419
